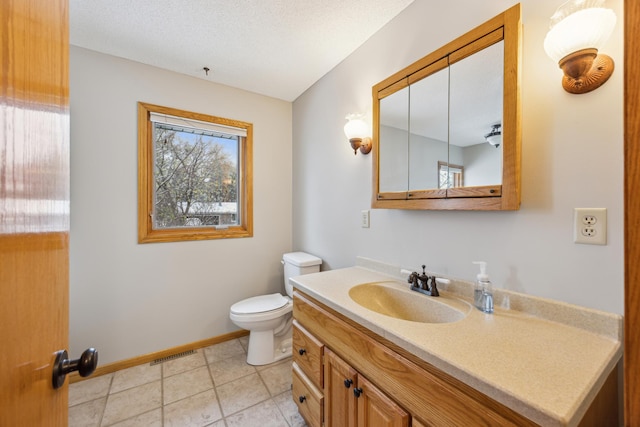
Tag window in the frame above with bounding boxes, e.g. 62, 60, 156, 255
438, 161, 464, 189
138, 102, 253, 243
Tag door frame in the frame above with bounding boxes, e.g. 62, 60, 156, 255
624, 0, 639, 425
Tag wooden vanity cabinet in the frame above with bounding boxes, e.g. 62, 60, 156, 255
325, 348, 409, 427
293, 290, 538, 427
293, 313, 410, 427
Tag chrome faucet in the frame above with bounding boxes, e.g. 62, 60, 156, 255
408, 265, 439, 297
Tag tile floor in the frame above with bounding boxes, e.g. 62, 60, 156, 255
68, 337, 307, 427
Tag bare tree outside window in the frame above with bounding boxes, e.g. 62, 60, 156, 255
153, 126, 238, 228
138, 102, 253, 243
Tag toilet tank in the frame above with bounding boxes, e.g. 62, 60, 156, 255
282, 252, 322, 297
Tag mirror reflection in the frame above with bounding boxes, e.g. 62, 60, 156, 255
438, 161, 464, 189
379, 85, 409, 193
378, 41, 504, 194
449, 41, 503, 187
409, 66, 449, 191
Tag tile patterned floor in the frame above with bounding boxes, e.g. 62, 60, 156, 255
68, 337, 307, 427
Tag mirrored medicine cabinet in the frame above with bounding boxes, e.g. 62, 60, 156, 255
372, 4, 522, 210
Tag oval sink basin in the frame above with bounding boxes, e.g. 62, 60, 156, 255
349, 282, 471, 323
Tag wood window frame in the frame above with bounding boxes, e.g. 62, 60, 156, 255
137, 102, 253, 243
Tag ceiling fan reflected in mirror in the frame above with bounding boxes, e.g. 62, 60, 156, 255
484, 124, 502, 148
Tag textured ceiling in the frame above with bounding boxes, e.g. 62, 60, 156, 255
69, 0, 415, 101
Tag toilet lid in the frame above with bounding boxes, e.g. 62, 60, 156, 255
230, 293, 289, 315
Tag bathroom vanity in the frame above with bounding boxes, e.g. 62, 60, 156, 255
290, 261, 621, 426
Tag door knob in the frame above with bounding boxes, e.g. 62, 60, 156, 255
353, 387, 363, 398
344, 378, 353, 388
52, 348, 98, 389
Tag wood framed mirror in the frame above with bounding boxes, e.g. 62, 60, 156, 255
372, 4, 522, 210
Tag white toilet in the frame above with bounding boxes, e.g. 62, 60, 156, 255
229, 252, 322, 365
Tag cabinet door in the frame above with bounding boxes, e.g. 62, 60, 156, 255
325, 348, 358, 427
356, 375, 410, 427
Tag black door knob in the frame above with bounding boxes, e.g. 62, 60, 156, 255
298, 395, 306, 403
52, 348, 98, 389
298, 348, 306, 356
353, 387, 363, 398
344, 378, 353, 388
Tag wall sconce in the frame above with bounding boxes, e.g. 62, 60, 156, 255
543, 0, 616, 94
344, 113, 372, 155
484, 124, 502, 148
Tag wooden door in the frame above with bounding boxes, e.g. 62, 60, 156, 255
356, 375, 409, 427
0, 0, 70, 425
325, 348, 358, 427
625, 0, 640, 425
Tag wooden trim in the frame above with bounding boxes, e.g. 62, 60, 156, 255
378, 79, 409, 100
373, 196, 506, 211
407, 189, 447, 199
449, 28, 504, 65
68, 330, 248, 383
625, 0, 640, 424
372, 83, 382, 202
500, 3, 523, 211
446, 185, 502, 198
137, 102, 254, 243
408, 57, 449, 86
376, 192, 409, 201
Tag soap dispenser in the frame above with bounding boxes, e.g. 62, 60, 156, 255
472, 261, 494, 313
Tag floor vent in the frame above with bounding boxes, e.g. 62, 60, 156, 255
150, 349, 196, 366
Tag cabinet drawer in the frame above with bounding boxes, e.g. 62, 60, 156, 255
293, 320, 324, 388
292, 362, 323, 427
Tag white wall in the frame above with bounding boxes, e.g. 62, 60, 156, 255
70, 47, 293, 364
292, 0, 624, 315
463, 143, 502, 187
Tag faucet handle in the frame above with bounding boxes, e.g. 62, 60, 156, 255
429, 277, 440, 296
407, 271, 419, 286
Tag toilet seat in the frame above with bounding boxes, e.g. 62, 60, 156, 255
230, 293, 288, 315
229, 293, 293, 323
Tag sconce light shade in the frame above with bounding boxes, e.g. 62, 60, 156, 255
543, 0, 616, 94
484, 124, 502, 148
344, 113, 372, 155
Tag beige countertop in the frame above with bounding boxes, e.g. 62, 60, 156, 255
290, 259, 622, 427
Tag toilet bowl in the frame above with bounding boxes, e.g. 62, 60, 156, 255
229, 252, 322, 365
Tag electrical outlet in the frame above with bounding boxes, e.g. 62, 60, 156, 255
361, 210, 370, 228
574, 208, 607, 245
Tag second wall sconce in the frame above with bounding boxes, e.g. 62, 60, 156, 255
344, 113, 372, 155
543, 0, 616, 94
